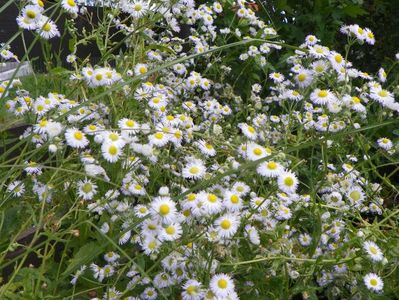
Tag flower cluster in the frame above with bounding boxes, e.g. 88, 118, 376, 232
1, 0, 399, 299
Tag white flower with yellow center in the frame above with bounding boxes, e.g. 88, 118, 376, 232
277, 171, 299, 194
182, 159, 206, 180
150, 197, 177, 224
62, 0, 79, 14
363, 273, 383, 292
256, 160, 283, 178
363, 241, 384, 262
209, 274, 235, 298
65, 128, 89, 148
101, 142, 121, 163
310, 88, 336, 105
215, 213, 240, 239
182, 279, 205, 300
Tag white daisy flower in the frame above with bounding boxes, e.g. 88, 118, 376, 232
182, 159, 206, 180
209, 273, 235, 298
150, 197, 177, 224
62, 0, 79, 14
256, 160, 283, 178
363, 241, 384, 262
182, 279, 205, 300
77, 178, 97, 200
363, 273, 383, 292
65, 128, 89, 149
277, 171, 299, 194
215, 213, 240, 239
101, 142, 122, 163
159, 222, 183, 241
377, 137, 393, 150
149, 131, 169, 147
310, 89, 336, 105
246, 142, 268, 161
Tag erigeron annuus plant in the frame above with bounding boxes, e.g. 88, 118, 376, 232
1, 0, 399, 299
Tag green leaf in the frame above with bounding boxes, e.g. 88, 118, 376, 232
342, 4, 368, 17
146, 44, 176, 55
61, 241, 107, 277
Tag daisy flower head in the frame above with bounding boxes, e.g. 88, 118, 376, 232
256, 160, 283, 178
346, 186, 365, 206
122, 0, 150, 18
377, 137, 393, 151
134, 63, 148, 76
363, 241, 384, 262
210, 274, 235, 298
65, 128, 89, 149
305, 34, 319, 46
370, 87, 394, 106
310, 89, 336, 105
196, 140, 216, 157
214, 213, 240, 239
77, 179, 97, 200
150, 197, 177, 224
182, 158, 206, 180
182, 279, 205, 300
363, 273, 383, 292
364, 27, 375, 45
269, 72, 285, 83
238, 123, 258, 140
277, 171, 299, 194
37, 17, 60, 39
246, 142, 268, 161
101, 142, 122, 163
295, 69, 313, 88
223, 191, 243, 212
7, 180, 25, 197
160, 222, 183, 241
62, 0, 79, 14
149, 131, 169, 147
22, 4, 43, 24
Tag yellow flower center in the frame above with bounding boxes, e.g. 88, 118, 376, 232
267, 161, 277, 170
186, 285, 197, 295
253, 148, 263, 156
159, 204, 170, 215
67, 0, 76, 7
284, 177, 294, 186
297, 74, 306, 82
378, 90, 388, 97
230, 195, 239, 204
247, 126, 255, 133
139, 66, 146, 74
318, 90, 328, 98
148, 241, 157, 249
350, 191, 361, 201
82, 183, 92, 193
26, 10, 36, 19
335, 54, 343, 63
370, 246, 378, 255
108, 145, 118, 155
42, 23, 51, 32
220, 220, 231, 230
165, 226, 175, 235
208, 194, 217, 203
154, 132, 163, 139
217, 279, 228, 289
189, 166, 199, 174
352, 96, 361, 104
370, 278, 378, 286
74, 131, 83, 140
134, 4, 142, 11
187, 193, 196, 201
